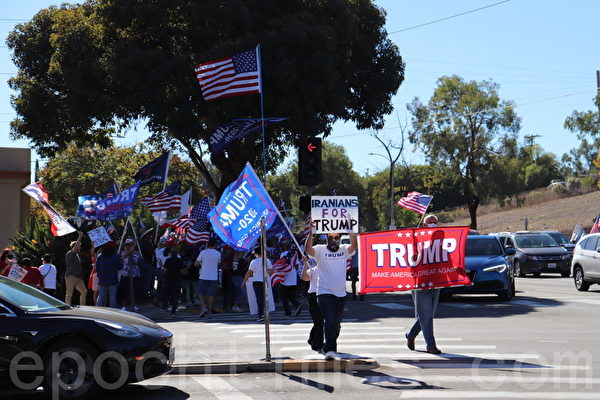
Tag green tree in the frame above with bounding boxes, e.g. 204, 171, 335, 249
267, 142, 366, 230
563, 93, 600, 175
8, 0, 404, 195
39, 143, 207, 216
407, 76, 521, 229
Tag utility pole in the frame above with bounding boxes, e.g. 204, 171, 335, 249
524, 134, 541, 161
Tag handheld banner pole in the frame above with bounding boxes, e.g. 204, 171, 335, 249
260, 216, 271, 361
257, 45, 267, 181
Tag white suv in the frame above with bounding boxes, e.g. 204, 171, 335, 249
571, 233, 600, 291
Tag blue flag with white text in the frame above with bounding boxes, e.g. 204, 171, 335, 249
208, 163, 278, 251
83, 182, 141, 221
77, 182, 122, 219
209, 118, 288, 153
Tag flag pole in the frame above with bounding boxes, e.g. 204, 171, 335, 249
153, 151, 173, 245
257, 45, 267, 181
260, 216, 272, 362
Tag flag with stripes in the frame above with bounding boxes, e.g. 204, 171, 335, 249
161, 216, 195, 232
140, 182, 181, 212
195, 47, 261, 101
105, 222, 116, 236
397, 192, 433, 215
185, 198, 212, 245
270, 247, 299, 286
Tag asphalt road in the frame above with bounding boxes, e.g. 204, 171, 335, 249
6, 276, 600, 399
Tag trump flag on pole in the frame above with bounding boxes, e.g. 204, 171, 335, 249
22, 182, 76, 236
208, 163, 277, 251
358, 227, 471, 294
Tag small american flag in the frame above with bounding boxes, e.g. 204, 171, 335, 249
397, 191, 433, 215
185, 198, 212, 245
270, 248, 298, 287
141, 182, 181, 212
106, 222, 116, 236
195, 47, 261, 101
301, 213, 312, 242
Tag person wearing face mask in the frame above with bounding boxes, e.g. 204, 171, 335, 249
305, 227, 358, 361
406, 213, 442, 354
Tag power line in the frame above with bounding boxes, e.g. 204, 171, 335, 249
388, 0, 511, 34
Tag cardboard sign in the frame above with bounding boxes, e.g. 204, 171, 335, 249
7, 265, 27, 282
358, 226, 471, 294
311, 196, 359, 234
88, 226, 112, 247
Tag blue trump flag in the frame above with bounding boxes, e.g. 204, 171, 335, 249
133, 151, 171, 186
77, 182, 121, 219
83, 182, 141, 221
208, 163, 278, 251
209, 118, 287, 154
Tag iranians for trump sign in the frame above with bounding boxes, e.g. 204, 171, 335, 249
208, 163, 278, 251
358, 227, 471, 294
311, 196, 359, 234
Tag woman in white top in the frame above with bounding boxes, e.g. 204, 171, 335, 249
242, 247, 273, 321
38, 254, 57, 297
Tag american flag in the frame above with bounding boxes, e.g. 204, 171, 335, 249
195, 47, 261, 101
140, 182, 181, 212
105, 222, 116, 236
397, 192, 433, 215
270, 248, 298, 287
161, 216, 195, 232
301, 213, 312, 242
185, 198, 212, 245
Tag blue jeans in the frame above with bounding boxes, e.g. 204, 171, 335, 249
317, 294, 346, 353
97, 285, 118, 308
407, 289, 440, 349
253, 281, 265, 317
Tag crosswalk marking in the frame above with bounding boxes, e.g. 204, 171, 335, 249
373, 302, 414, 309
362, 375, 598, 384
397, 391, 600, 399
264, 337, 463, 344
279, 344, 496, 351
241, 327, 402, 336
192, 376, 254, 400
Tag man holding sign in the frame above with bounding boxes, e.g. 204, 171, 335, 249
306, 196, 358, 360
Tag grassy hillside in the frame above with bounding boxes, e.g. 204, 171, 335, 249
447, 188, 600, 235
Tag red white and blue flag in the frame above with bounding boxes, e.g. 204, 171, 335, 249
141, 182, 181, 212
270, 247, 299, 287
195, 47, 261, 101
397, 192, 433, 215
185, 198, 213, 245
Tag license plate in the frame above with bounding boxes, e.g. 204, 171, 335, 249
548, 263, 556, 268
169, 347, 175, 365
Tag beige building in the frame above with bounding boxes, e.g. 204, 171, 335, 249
0, 148, 31, 248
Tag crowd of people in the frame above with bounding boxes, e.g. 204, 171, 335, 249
0, 214, 443, 360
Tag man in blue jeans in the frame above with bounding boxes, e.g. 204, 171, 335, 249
305, 229, 357, 360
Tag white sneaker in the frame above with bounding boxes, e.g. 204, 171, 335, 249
324, 351, 337, 361
121, 306, 127, 311
133, 306, 140, 311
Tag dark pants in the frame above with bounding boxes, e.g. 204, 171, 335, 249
43, 288, 56, 298
280, 284, 300, 315
163, 280, 182, 314
317, 294, 346, 353
307, 292, 324, 351
253, 281, 265, 317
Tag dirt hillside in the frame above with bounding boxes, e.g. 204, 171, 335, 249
449, 189, 600, 235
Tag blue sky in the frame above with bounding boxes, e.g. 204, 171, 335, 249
1, 1, 598, 176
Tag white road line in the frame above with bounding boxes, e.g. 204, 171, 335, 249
362, 375, 599, 384
381, 363, 590, 370
192, 376, 253, 400
213, 319, 364, 328
568, 298, 600, 306
232, 326, 397, 334
279, 344, 496, 351
365, 353, 541, 359
441, 303, 480, 309
264, 338, 463, 344
242, 328, 403, 337
510, 300, 558, 307
398, 391, 599, 399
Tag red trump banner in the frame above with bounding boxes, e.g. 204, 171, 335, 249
358, 227, 471, 294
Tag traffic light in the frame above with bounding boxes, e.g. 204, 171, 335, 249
298, 138, 323, 186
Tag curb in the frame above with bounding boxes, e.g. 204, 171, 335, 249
170, 358, 380, 375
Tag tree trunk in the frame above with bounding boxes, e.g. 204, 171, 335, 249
467, 197, 479, 230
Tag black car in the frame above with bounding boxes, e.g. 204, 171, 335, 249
496, 233, 571, 277
0, 276, 174, 399
537, 230, 576, 258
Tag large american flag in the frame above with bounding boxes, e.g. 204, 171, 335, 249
397, 191, 433, 215
195, 47, 261, 101
185, 198, 212, 245
140, 182, 181, 212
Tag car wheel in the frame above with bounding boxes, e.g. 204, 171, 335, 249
514, 260, 525, 277
42, 339, 100, 400
498, 278, 515, 301
574, 266, 590, 292
561, 271, 570, 278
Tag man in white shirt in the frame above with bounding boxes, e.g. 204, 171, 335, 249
305, 229, 357, 360
194, 239, 222, 317
38, 254, 57, 297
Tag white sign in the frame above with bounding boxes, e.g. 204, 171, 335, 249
88, 226, 112, 247
7, 265, 27, 282
311, 196, 359, 234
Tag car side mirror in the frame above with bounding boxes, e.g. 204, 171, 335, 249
596, 247, 600, 253
505, 248, 516, 256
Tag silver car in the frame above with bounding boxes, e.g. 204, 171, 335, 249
571, 233, 600, 291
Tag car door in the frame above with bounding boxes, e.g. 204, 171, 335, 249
580, 236, 600, 279
503, 236, 516, 265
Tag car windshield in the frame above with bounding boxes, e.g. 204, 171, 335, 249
0, 276, 70, 313
466, 238, 503, 256
515, 235, 559, 248
546, 232, 569, 245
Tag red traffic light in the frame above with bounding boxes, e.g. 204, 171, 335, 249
307, 143, 317, 152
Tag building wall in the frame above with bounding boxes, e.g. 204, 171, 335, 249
0, 148, 31, 248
